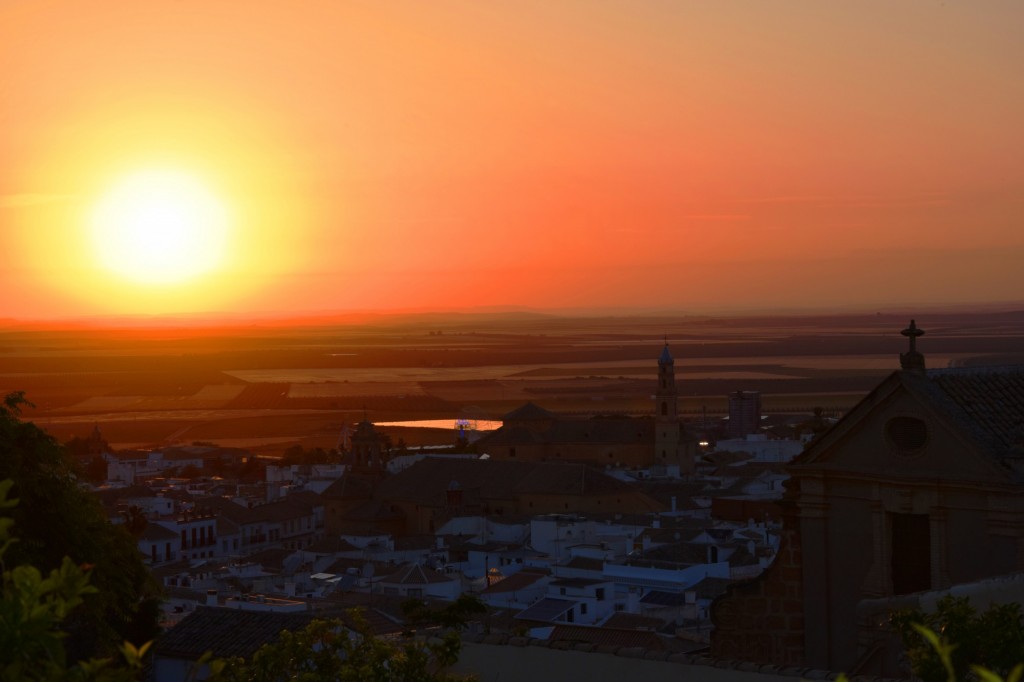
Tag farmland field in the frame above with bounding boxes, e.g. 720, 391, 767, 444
3, 309, 1022, 455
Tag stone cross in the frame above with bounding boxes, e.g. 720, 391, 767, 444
901, 319, 925, 353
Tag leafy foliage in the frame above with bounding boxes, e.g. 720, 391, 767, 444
891, 595, 1024, 682
0, 392, 160, 660
0, 478, 146, 681
401, 594, 487, 633
211, 609, 475, 682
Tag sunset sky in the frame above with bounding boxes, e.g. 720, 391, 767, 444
3, 1, 1023, 321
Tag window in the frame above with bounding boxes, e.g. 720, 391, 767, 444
509, 448, 516, 458
886, 417, 928, 453
661, 402, 668, 416
596, 588, 605, 601
580, 603, 587, 615
559, 587, 566, 595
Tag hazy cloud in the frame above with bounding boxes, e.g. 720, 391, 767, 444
679, 214, 751, 221
739, 193, 949, 208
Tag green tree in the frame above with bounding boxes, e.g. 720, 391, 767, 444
401, 594, 487, 633
891, 595, 1024, 682
212, 609, 475, 682
0, 479, 147, 681
0, 392, 160, 661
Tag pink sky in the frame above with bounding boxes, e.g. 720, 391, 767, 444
2, 1, 1022, 320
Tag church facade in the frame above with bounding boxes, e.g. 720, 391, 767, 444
711, 321, 1024, 676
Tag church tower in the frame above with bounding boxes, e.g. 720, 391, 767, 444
655, 341, 689, 474
347, 419, 386, 475
656, 341, 678, 421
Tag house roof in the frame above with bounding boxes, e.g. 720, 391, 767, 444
239, 548, 297, 573
563, 556, 604, 572
195, 494, 322, 525
642, 542, 710, 566
639, 590, 687, 607
550, 577, 607, 588
305, 536, 359, 554
375, 459, 641, 507
919, 367, 1024, 459
155, 606, 315, 659
394, 535, 436, 552
514, 597, 576, 622
686, 576, 736, 600
320, 474, 376, 501
95, 484, 158, 503
502, 402, 555, 422
479, 415, 658, 448
140, 523, 178, 542
480, 569, 549, 595
600, 612, 667, 631
378, 563, 454, 586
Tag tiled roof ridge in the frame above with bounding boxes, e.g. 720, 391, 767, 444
461, 632, 903, 681
926, 365, 1024, 377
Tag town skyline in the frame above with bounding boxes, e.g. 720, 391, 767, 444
3, 1, 1023, 322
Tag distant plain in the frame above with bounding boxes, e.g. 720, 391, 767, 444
2, 310, 1022, 455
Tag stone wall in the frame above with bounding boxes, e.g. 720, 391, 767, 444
711, 494, 805, 666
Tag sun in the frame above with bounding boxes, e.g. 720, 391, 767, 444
90, 169, 231, 285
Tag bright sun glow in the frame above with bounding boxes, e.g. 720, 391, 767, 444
90, 170, 231, 284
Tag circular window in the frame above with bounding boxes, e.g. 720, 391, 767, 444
885, 417, 928, 453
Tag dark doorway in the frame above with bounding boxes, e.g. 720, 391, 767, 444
891, 513, 930, 594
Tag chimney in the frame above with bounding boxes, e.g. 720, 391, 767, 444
206, 589, 218, 607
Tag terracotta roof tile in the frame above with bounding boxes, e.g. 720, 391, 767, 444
480, 569, 549, 595
921, 367, 1024, 458
155, 606, 314, 659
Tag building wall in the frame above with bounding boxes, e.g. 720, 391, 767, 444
711, 499, 805, 667
454, 641, 803, 682
487, 440, 655, 468
714, 379, 1024, 675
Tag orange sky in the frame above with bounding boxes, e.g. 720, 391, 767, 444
2, 1, 1023, 320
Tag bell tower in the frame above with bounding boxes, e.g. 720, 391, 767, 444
655, 340, 688, 473
656, 340, 678, 421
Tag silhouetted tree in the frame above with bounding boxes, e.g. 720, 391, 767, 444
120, 505, 148, 539
0, 479, 149, 681
212, 609, 475, 682
0, 392, 160, 661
